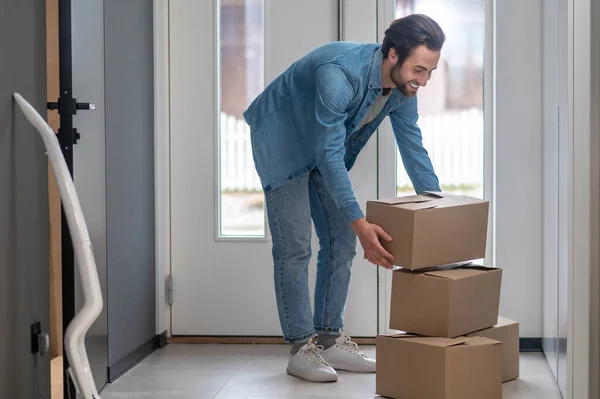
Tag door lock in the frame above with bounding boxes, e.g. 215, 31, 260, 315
47, 97, 95, 144
47, 98, 96, 113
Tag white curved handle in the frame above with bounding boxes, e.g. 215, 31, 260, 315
13, 93, 103, 399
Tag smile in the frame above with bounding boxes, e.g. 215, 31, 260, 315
409, 81, 419, 89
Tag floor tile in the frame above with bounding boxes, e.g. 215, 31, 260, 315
98, 344, 563, 399
502, 353, 563, 399
101, 368, 236, 399
214, 395, 378, 399
139, 343, 254, 370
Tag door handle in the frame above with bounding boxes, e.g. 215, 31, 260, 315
338, 0, 344, 41
47, 98, 96, 113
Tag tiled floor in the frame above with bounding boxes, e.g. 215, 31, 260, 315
99, 344, 563, 399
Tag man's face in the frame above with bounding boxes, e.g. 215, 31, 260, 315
389, 45, 440, 98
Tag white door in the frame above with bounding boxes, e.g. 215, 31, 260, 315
169, 0, 379, 337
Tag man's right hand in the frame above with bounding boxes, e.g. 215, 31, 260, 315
351, 218, 395, 269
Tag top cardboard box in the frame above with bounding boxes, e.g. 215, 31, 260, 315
366, 192, 489, 270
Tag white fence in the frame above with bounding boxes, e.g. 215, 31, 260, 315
220, 108, 484, 192
396, 108, 484, 188
219, 114, 262, 192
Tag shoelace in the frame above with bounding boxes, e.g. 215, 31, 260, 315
337, 332, 366, 357
300, 343, 331, 367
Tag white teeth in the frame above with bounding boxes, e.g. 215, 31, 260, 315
409, 82, 419, 88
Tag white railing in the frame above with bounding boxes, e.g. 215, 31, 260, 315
397, 108, 484, 188
220, 113, 262, 192
220, 108, 484, 192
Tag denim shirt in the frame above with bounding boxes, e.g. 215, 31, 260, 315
243, 42, 440, 224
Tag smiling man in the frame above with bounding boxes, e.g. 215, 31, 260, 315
243, 14, 446, 382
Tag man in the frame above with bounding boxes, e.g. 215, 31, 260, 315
243, 14, 445, 382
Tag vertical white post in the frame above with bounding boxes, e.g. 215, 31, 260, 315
153, 0, 171, 337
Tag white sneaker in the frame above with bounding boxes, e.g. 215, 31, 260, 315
286, 341, 338, 382
320, 330, 376, 373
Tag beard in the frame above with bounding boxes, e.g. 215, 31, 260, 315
390, 64, 418, 98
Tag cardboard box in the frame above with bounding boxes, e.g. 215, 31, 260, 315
366, 192, 489, 270
467, 316, 520, 382
389, 265, 502, 338
376, 334, 502, 399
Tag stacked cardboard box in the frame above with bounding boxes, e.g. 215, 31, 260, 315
366, 192, 520, 399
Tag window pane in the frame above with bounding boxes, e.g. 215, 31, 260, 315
395, 0, 485, 199
219, 0, 265, 237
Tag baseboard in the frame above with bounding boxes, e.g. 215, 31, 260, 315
168, 336, 376, 345
108, 332, 167, 382
168, 336, 545, 352
154, 330, 168, 349
519, 337, 543, 352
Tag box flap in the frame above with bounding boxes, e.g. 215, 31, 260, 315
408, 337, 471, 347
399, 201, 438, 211
423, 266, 498, 280
490, 316, 519, 328
410, 261, 474, 273
381, 333, 420, 339
369, 194, 433, 205
383, 334, 471, 348
423, 195, 488, 209
400, 202, 438, 211
463, 336, 502, 346
369, 192, 486, 211
422, 191, 449, 198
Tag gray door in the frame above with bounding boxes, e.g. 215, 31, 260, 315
0, 1, 51, 398
71, 0, 156, 388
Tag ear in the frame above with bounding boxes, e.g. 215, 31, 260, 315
388, 48, 399, 66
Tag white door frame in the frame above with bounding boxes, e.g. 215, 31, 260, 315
483, 0, 496, 268
153, 0, 171, 337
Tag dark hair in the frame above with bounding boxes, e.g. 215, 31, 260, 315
382, 14, 446, 66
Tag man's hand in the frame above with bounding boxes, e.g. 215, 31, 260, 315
351, 218, 395, 269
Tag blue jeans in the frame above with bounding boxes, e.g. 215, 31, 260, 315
264, 168, 357, 343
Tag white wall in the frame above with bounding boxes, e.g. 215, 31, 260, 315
495, 0, 543, 338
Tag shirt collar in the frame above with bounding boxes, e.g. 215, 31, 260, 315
368, 47, 384, 90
